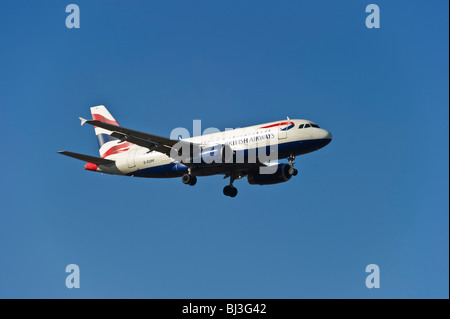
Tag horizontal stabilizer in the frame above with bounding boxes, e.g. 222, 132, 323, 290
58, 151, 115, 165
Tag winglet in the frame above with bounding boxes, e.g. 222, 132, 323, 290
79, 117, 87, 126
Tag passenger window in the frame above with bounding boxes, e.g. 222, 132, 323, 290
299, 124, 304, 129
305, 124, 311, 128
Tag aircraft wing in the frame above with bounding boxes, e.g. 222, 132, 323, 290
80, 118, 195, 156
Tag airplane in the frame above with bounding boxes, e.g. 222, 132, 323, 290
58, 105, 332, 197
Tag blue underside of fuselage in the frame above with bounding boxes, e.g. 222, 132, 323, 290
127, 138, 331, 178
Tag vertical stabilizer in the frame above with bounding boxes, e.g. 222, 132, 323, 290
90, 105, 132, 158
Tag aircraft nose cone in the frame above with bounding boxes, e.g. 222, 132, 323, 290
318, 129, 332, 141
316, 129, 332, 148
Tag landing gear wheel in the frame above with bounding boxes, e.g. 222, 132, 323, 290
223, 185, 238, 197
189, 176, 197, 186
182, 174, 190, 184
182, 174, 197, 186
223, 185, 231, 196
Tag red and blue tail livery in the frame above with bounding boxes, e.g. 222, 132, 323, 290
90, 105, 132, 159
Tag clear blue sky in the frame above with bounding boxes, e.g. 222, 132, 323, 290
0, 0, 448, 298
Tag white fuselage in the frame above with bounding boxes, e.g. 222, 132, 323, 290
93, 119, 332, 178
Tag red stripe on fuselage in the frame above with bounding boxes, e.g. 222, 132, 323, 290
101, 142, 131, 158
260, 121, 294, 129
92, 114, 119, 126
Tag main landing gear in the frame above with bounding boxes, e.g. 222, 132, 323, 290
223, 173, 238, 198
223, 185, 238, 197
288, 154, 298, 176
182, 173, 197, 186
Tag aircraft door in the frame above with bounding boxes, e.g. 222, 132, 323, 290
278, 125, 287, 139
127, 148, 138, 168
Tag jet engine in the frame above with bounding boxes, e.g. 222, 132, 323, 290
247, 163, 293, 185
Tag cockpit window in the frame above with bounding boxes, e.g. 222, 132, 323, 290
311, 123, 320, 128
299, 124, 304, 129
304, 124, 311, 128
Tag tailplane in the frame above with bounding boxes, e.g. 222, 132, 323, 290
57, 150, 114, 172
58, 151, 114, 165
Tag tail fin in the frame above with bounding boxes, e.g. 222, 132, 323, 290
90, 105, 132, 158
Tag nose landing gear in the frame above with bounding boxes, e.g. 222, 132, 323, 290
288, 154, 298, 176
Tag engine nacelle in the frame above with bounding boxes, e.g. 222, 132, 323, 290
247, 163, 292, 185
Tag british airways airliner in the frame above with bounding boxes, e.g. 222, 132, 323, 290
59, 105, 332, 197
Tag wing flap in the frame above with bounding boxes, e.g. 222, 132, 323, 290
109, 131, 157, 150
